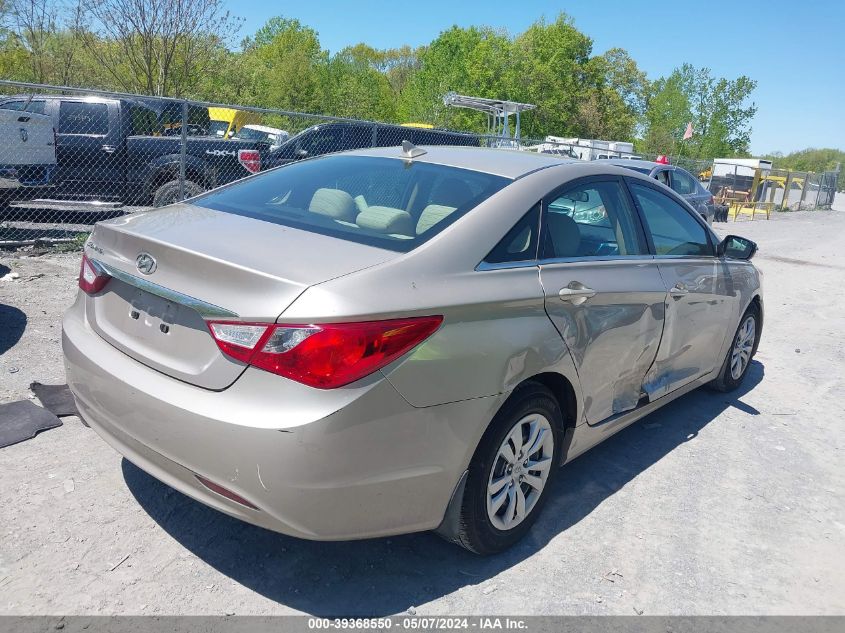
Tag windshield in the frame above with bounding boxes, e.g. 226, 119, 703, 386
208, 120, 230, 137
235, 127, 280, 144
195, 155, 510, 252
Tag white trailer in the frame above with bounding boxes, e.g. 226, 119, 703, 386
537, 136, 634, 161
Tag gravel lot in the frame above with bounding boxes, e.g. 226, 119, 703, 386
1, 200, 844, 616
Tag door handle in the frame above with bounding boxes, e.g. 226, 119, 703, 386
101, 145, 116, 153
559, 284, 596, 305
669, 283, 688, 298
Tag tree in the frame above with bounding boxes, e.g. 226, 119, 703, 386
320, 46, 397, 121
641, 64, 756, 158
241, 17, 325, 112
81, 0, 242, 96
5, 0, 88, 85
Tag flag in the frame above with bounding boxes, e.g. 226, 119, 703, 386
683, 121, 694, 140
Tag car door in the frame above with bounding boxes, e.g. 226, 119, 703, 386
538, 177, 668, 424
54, 99, 123, 195
627, 179, 736, 398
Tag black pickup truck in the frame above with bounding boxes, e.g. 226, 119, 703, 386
0, 95, 267, 206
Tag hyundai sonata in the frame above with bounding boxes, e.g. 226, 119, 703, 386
63, 145, 762, 554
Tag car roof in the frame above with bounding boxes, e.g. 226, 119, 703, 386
602, 158, 662, 170
343, 145, 575, 179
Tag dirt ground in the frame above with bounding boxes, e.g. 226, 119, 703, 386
1, 200, 844, 616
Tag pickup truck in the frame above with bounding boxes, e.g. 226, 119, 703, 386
0, 102, 56, 203
0, 95, 268, 207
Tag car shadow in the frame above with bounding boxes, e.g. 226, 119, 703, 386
122, 361, 764, 616
0, 303, 27, 355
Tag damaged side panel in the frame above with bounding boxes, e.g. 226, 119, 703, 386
539, 259, 668, 425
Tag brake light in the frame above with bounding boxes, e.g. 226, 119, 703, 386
78, 253, 111, 294
238, 149, 261, 174
207, 316, 443, 388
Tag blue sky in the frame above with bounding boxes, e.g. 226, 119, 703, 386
228, 0, 844, 154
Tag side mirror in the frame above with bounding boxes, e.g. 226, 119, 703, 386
295, 148, 309, 158
717, 235, 757, 260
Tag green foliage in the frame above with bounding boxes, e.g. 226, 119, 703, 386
763, 148, 844, 191
0, 5, 773, 162
640, 64, 757, 159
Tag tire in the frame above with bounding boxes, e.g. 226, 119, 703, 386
455, 382, 564, 555
152, 179, 203, 208
709, 304, 760, 392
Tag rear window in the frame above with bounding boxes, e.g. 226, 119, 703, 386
59, 101, 109, 135
195, 155, 510, 252
1, 99, 46, 114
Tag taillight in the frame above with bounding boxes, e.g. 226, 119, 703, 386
207, 316, 443, 388
238, 149, 261, 174
78, 253, 111, 294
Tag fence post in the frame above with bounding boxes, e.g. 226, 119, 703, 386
179, 99, 188, 201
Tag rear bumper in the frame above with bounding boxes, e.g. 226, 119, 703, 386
62, 296, 500, 540
0, 163, 55, 193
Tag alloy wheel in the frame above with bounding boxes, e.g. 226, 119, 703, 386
730, 315, 756, 380
486, 413, 555, 531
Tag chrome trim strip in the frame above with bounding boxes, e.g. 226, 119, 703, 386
475, 260, 538, 272
93, 259, 239, 319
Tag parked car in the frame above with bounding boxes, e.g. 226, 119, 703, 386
233, 124, 289, 150
264, 121, 479, 168
603, 158, 717, 223
0, 95, 270, 207
0, 101, 56, 203
64, 146, 762, 554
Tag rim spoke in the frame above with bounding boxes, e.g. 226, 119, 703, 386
500, 442, 516, 465
490, 486, 509, 513
524, 420, 541, 454
488, 476, 509, 496
508, 426, 524, 459
525, 427, 547, 458
522, 473, 544, 491
514, 485, 526, 519
503, 487, 516, 528
526, 456, 552, 472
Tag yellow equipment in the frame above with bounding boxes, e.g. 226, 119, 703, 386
208, 107, 261, 139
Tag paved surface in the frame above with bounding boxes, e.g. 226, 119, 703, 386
1, 203, 844, 615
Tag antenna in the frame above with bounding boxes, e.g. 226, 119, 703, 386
401, 140, 427, 159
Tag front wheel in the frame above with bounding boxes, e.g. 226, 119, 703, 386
152, 179, 203, 208
455, 382, 563, 555
710, 305, 760, 392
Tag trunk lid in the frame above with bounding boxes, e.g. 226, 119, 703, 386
84, 203, 396, 389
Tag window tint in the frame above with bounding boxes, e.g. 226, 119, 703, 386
1, 100, 46, 114
300, 126, 345, 155
629, 182, 712, 257
129, 105, 159, 136
654, 170, 670, 187
671, 169, 698, 195
196, 155, 510, 252
484, 204, 540, 264
542, 180, 645, 259
375, 125, 407, 147
59, 101, 108, 135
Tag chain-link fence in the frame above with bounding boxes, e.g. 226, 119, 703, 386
0, 79, 839, 245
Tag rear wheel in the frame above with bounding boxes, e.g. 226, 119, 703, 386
710, 305, 760, 392
456, 382, 563, 555
152, 179, 203, 208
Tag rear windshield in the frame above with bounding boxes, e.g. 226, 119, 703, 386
195, 155, 511, 252
620, 165, 652, 175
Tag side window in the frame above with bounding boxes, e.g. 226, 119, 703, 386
654, 170, 670, 187
484, 204, 540, 264
301, 127, 344, 155
542, 180, 645, 259
59, 101, 108, 135
671, 169, 698, 195
129, 105, 159, 136
1, 100, 46, 114
342, 125, 374, 150
629, 182, 713, 257
375, 126, 406, 147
